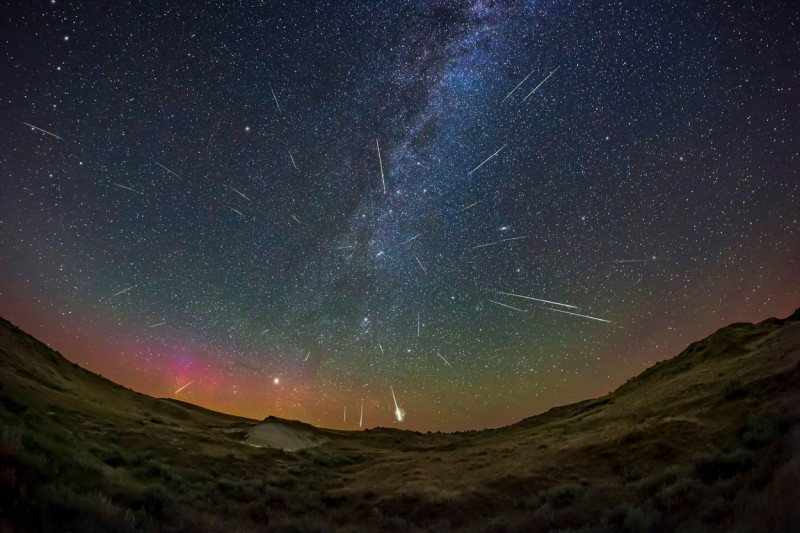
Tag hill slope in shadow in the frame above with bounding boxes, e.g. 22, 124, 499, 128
1, 309, 799, 532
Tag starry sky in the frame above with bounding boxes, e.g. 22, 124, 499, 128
1, 1, 798, 431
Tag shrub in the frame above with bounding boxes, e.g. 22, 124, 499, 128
622, 502, 661, 532
0, 394, 28, 414
656, 477, 704, 508
261, 484, 288, 507
694, 448, 754, 482
637, 464, 694, 495
739, 412, 778, 448
312, 452, 351, 467
723, 380, 747, 401
131, 457, 173, 481
103, 447, 125, 468
0, 424, 24, 457
141, 483, 172, 515
542, 484, 583, 508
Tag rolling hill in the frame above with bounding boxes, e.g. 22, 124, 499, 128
1, 309, 799, 532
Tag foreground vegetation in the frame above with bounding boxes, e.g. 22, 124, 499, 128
1, 310, 799, 531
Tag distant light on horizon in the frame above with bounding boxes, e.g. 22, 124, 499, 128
2, 0, 797, 432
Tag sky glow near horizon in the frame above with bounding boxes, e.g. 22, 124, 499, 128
1, 1, 798, 431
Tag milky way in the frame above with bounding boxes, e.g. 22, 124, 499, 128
1, 1, 798, 431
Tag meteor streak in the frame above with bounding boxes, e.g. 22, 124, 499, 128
498, 291, 579, 309
523, 66, 560, 102
378, 340, 384, 355
155, 161, 181, 178
403, 233, 422, 244
269, 83, 282, 113
147, 322, 165, 328
390, 386, 404, 422
22, 121, 63, 140
291, 215, 302, 224
436, 351, 452, 367
610, 259, 647, 263
459, 200, 481, 213
304, 350, 310, 361
414, 255, 427, 274
175, 380, 194, 394
343, 406, 347, 422
230, 207, 245, 217
229, 186, 251, 202
468, 145, 506, 175
546, 307, 611, 323
113, 182, 142, 194
359, 400, 363, 428
376, 139, 386, 194
288, 151, 298, 170
417, 312, 420, 337
501, 69, 535, 103
471, 235, 529, 250
112, 285, 136, 297
488, 299, 527, 313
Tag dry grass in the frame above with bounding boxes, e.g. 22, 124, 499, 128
1, 309, 799, 531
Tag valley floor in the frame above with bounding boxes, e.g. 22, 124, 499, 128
1, 311, 799, 531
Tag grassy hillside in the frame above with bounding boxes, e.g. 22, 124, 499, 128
1, 310, 799, 532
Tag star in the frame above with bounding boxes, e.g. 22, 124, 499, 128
1, 0, 796, 432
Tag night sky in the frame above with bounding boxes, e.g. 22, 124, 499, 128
1, 1, 798, 431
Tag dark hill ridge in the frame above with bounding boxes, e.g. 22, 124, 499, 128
0, 318, 255, 428
1, 310, 799, 532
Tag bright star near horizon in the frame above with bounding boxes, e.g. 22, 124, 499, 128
1, 0, 797, 433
